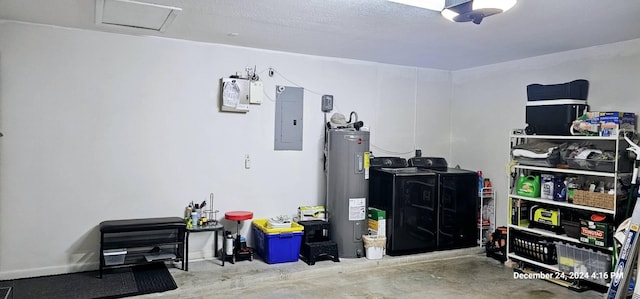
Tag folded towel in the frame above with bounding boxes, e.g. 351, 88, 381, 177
512, 148, 554, 159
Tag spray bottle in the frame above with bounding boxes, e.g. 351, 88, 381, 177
477, 171, 484, 196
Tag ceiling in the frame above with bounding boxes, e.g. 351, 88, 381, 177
2, 0, 640, 70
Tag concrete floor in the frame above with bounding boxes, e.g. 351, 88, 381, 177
136, 248, 605, 299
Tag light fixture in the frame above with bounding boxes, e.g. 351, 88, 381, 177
441, 0, 517, 24
388, 0, 516, 25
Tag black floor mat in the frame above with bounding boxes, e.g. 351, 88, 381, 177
0, 287, 11, 299
0, 262, 177, 299
131, 263, 178, 296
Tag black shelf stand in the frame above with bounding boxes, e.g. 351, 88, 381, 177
99, 217, 186, 278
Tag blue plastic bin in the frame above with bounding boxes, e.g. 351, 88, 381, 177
252, 220, 303, 264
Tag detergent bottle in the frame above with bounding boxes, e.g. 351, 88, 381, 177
483, 178, 492, 196
553, 176, 567, 201
516, 174, 541, 198
477, 171, 484, 196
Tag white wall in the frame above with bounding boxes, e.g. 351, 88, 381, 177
3, 20, 638, 280
0, 22, 451, 279
450, 39, 640, 227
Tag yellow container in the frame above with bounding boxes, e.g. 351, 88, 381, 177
252, 219, 304, 234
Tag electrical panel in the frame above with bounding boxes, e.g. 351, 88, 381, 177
274, 86, 304, 151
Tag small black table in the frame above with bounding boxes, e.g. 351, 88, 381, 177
186, 223, 224, 269
99, 217, 186, 278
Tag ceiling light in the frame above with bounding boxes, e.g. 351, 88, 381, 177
441, 0, 517, 24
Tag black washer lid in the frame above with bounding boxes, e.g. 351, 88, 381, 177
409, 157, 448, 169
369, 157, 407, 169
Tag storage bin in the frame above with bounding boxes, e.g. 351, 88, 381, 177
510, 231, 556, 265
253, 219, 304, 234
514, 153, 561, 168
567, 158, 615, 172
567, 157, 632, 173
103, 249, 127, 266
525, 99, 587, 136
252, 219, 303, 264
555, 242, 611, 284
572, 190, 614, 210
526, 80, 589, 101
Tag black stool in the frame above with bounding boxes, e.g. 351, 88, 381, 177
298, 220, 340, 265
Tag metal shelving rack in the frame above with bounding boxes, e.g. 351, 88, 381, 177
506, 133, 634, 290
478, 187, 495, 247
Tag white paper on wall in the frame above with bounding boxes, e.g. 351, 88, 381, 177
349, 197, 366, 221
222, 79, 240, 108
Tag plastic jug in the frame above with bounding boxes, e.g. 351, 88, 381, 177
540, 174, 554, 200
516, 175, 541, 198
553, 176, 567, 201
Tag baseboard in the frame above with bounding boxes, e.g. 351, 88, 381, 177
0, 261, 99, 281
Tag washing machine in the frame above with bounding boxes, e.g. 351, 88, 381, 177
369, 157, 438, 255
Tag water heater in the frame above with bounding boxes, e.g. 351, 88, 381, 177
326, 128, 370, 258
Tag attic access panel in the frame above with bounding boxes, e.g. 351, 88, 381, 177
95, 0, 181, 32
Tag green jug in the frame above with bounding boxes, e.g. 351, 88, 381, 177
516, 175, 541, 198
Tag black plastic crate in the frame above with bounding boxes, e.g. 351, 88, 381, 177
511, 230, 557, 265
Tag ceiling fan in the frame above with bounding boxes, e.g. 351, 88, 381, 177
388, 0, 517, 24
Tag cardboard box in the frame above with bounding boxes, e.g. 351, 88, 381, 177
510, 198, 529, 227
367, 208, 386, 236
580, 111, 601, 134
597, 112, 636, 137
579, 220, 611, 247
298, 206, 326, 221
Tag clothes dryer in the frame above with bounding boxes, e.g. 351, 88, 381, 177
409, 157, 479, 250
